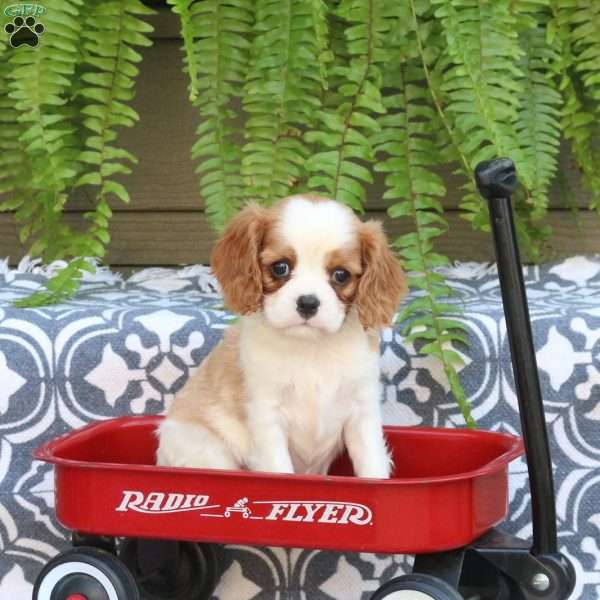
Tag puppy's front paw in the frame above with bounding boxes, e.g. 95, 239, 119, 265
248, 453, 294, 474
252, 462, 295, 475
357, 466, 391, 479
356, 454, 393, 479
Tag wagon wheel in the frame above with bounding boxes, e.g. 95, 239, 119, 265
120, 538, 223, 600
371, 573, 463, 599
33, 546, 139, 600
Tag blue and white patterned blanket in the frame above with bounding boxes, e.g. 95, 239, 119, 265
0, 256, 599, 599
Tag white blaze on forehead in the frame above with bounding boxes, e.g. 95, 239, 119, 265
261, 197, 355, 334
278, 198, 356, 260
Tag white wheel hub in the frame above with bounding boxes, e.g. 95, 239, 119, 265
36, 560, 119, 600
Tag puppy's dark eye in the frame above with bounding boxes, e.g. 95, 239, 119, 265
271, 261, 291, 278
332, 268, 350, 285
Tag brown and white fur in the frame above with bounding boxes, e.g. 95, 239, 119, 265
157, 195, 406, 478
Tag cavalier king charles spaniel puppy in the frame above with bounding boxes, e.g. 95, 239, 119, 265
157, 195, 406, 478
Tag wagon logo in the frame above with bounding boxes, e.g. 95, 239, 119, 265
116, 491, 373, 526
116, 490, 219, 514
258, 500, 372, 526
224, 497, 251, 519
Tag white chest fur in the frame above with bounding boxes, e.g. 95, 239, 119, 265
280, 373, 346, 473
239, 311, 380, 474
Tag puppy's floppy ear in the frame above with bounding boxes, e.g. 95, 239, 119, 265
211, 203, 272, 315
355, 220, 407, 330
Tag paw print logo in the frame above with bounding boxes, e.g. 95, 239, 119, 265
4, 16, 45, 48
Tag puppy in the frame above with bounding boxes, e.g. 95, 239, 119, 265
157, 195, 406, 478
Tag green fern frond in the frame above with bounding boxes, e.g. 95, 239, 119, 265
186, 0, 253, 231
311, 0, 332, 88
408, 0, 484, 232
305, 0, 397, 211
75, 0, 153, 244
13, 0, 154, 307
510, 0, 552, 23
516, 19, 562, 218
432, 0, 525, 164
374, 58, 475, 427
7, 0, 85, 260
562, 0, 600, 107
549, 1, 600, 212
432, 0, 528, 218
166, 0, 200, 102
0, 38, 31, 207
6, 0, 86, 305
14, 258, 96, 308
241, 0, 326, 204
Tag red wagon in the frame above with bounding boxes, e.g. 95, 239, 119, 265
32, 160, 576, 600
33, 416, 522, 598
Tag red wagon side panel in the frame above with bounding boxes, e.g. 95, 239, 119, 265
36, 417, 523, 554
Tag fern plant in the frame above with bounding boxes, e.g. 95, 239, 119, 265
376, 66, 475, 426
304, 0, 394, 211
0, 36, 32, 214
373, 3, 475, 427
173, 0, 253, 231
7, 0, 85, 264
432, 1, 529, 227
515, 7, 563, 219
241, 0, 327, 205
549, 0, 600, 211
1, 0, 154, 306
567, 0, 600, 106
3, 0, 600, 423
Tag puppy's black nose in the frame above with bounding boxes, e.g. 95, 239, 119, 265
297, 294, 320, 319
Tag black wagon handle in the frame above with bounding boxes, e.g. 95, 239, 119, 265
475, 158, 557, 557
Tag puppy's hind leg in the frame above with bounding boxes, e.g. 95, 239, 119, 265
156, 419, 240, 470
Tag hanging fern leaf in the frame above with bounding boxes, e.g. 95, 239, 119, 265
549, 0, 600, 212
166, 0, 200, 102
311, 0, 333, 89
374, 56, 475, 428
0, 38, 31, 209
14, 0, 154, 307
515, 17, 563, 219
74, 0, 153, 239
565, 0, 600, 106
7, 0, 85, 262
431, 0, 530, 218
184, 0, 253, 231
241, 0, 326, 204
305, 0, 396, 211
432, 0, 525, 165
407, 0, 486, 234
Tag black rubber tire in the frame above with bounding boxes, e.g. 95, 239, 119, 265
563, 554, 577, 599
33, 546, 139, 600
120, 538, 223, 600
372, 573, 463, 600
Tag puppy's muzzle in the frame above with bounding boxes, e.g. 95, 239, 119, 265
296, 294, 320, 319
